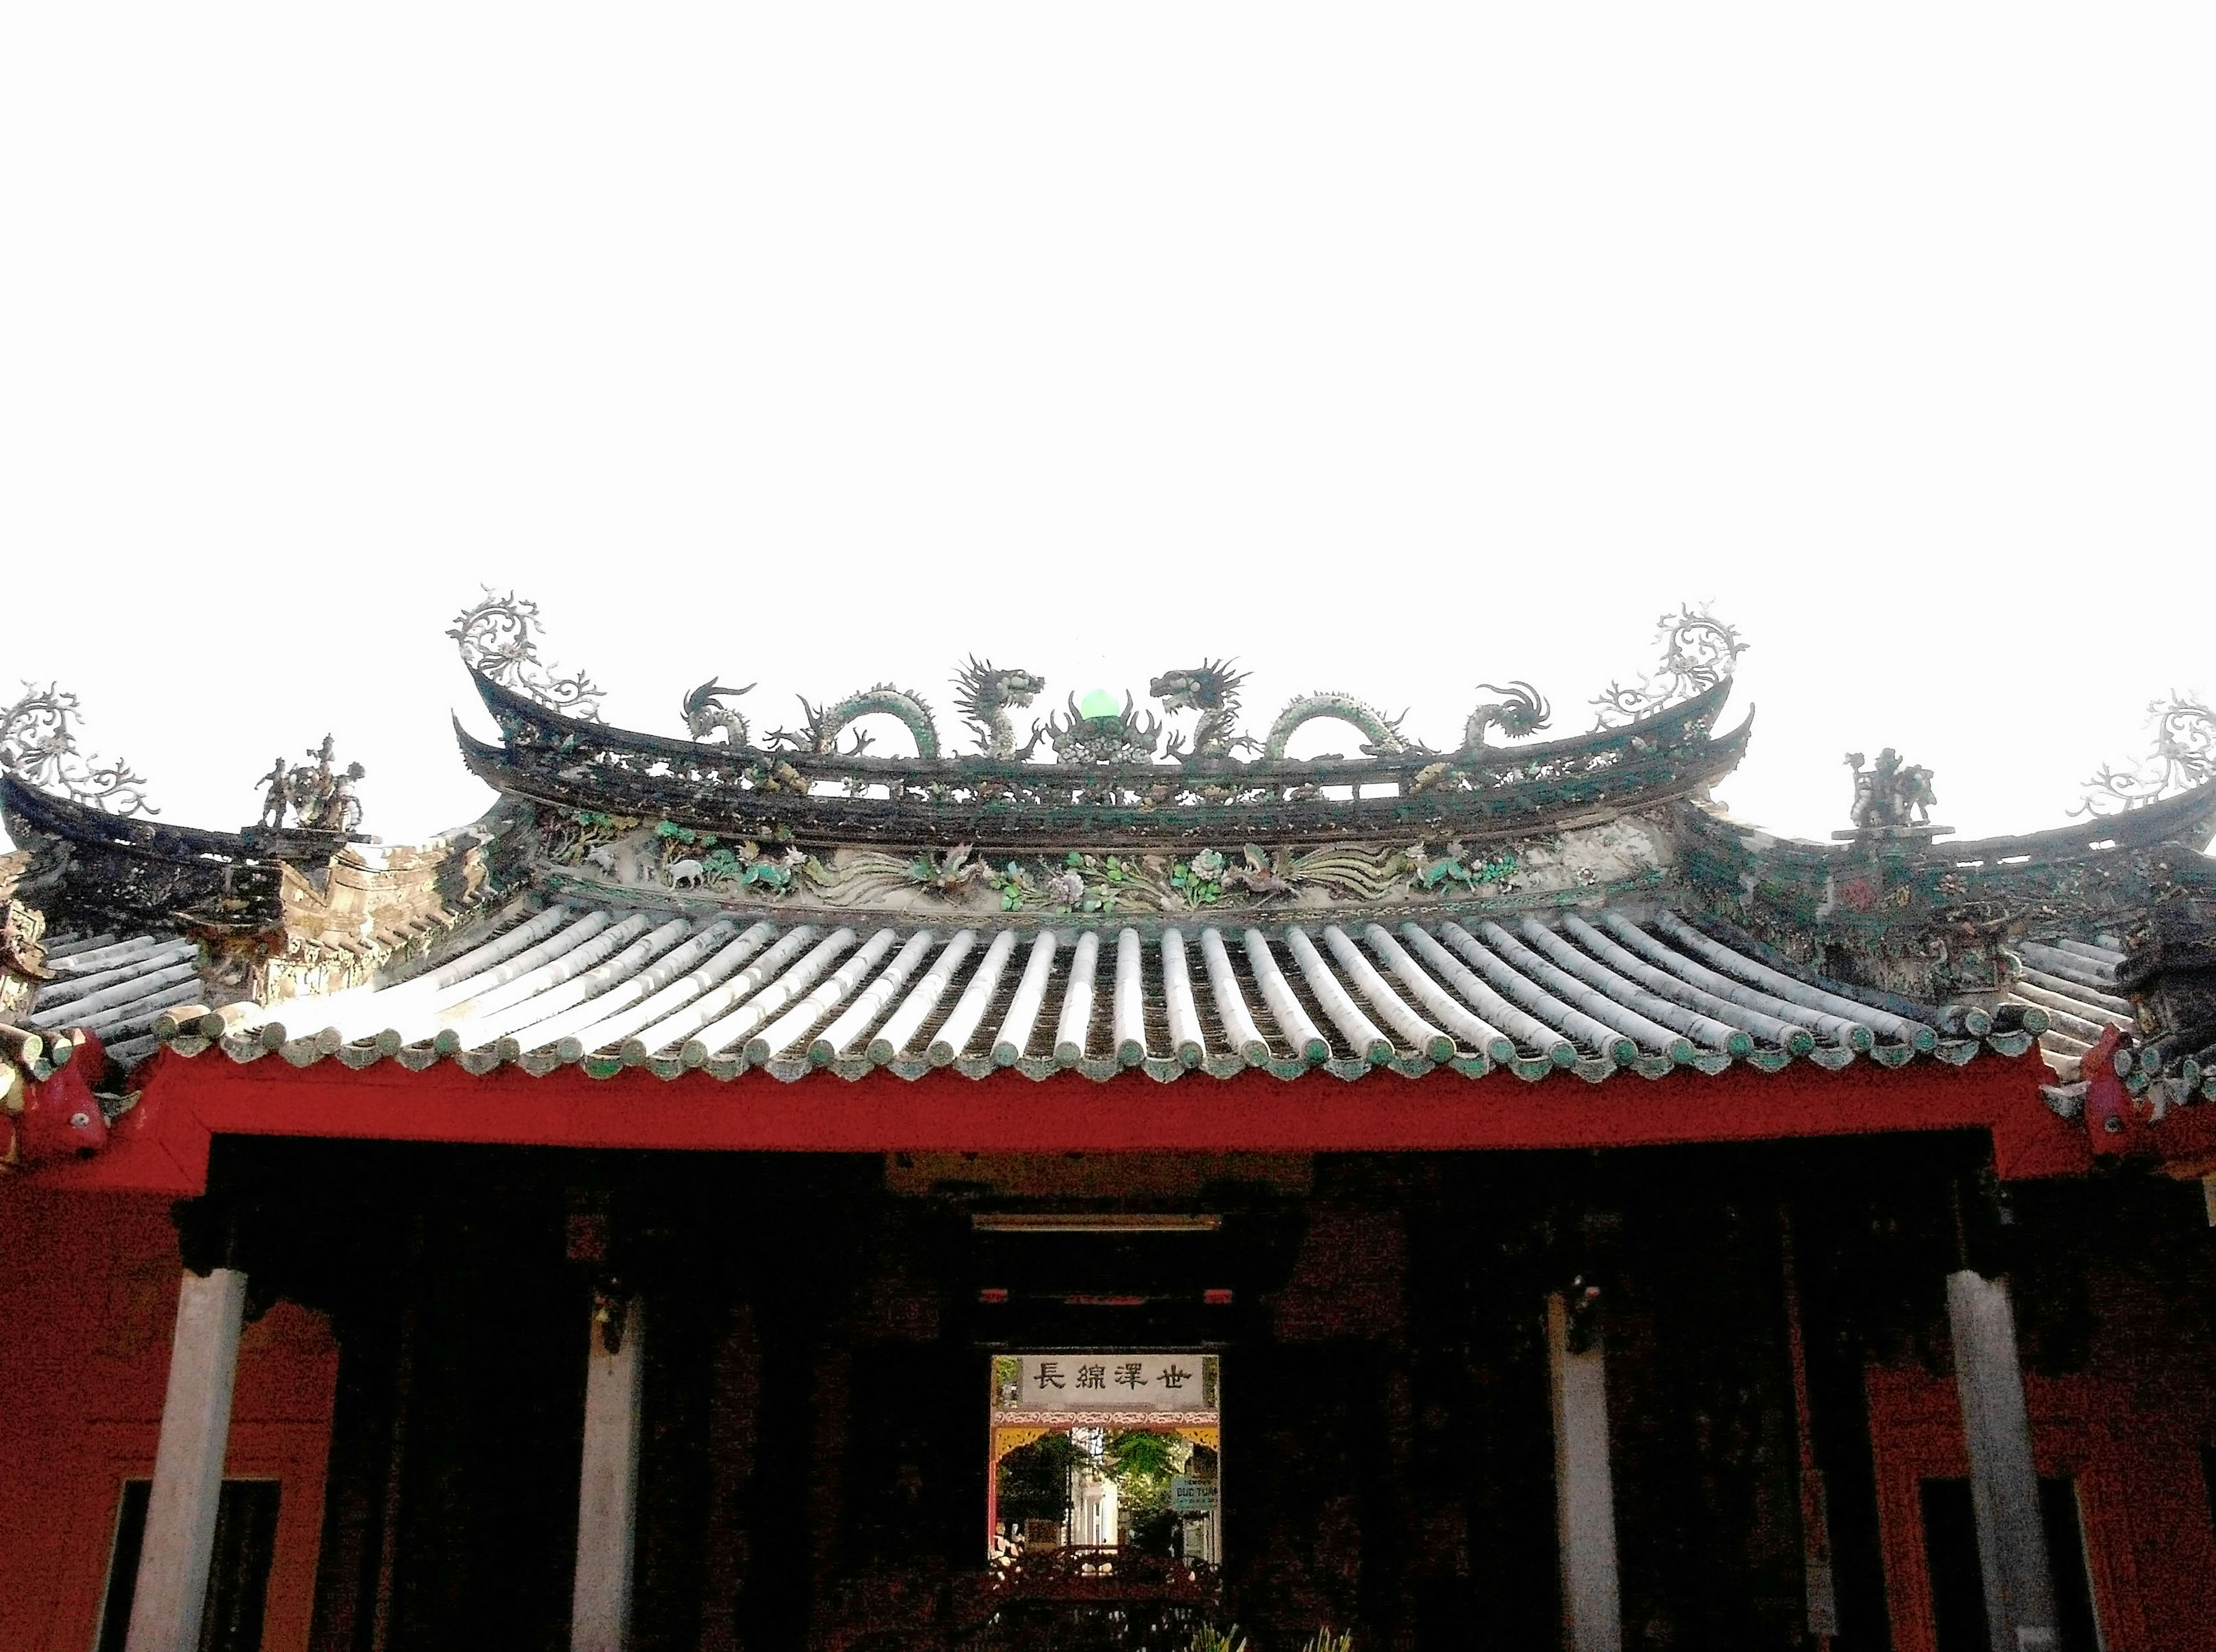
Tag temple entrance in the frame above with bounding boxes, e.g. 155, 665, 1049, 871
979, 1354, 1222, 1648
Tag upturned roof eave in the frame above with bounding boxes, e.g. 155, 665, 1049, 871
1685, 774, 2216, 865
456, 676, 1752, 848
458, 732, 1753, 849
462, 664, 1742, 791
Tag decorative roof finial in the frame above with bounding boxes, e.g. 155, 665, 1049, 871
1839, 748, 1942, 838
1592, 605, 1747, 728
448, 589, 605, 721
0, 683, 155, 816
2074, 693, 2215, 816
251, 735, 366, 834
1046, 690, 1163, 764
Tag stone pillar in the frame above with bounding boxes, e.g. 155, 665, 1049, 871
571, 1295, 645, 1652
126, 1268, 248, 1652
1547, 1293, 1622, 1652
1946, 1270, 2058, 1652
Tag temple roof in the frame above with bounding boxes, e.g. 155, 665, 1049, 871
456, 646, 1749, 853
114, 896, 2043, 1087
21, 930, 205, 1069
2007, 937, 2133, 1077
5, 595, 2214, 1124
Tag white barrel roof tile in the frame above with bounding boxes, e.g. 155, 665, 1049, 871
102, 895, 2041, 1086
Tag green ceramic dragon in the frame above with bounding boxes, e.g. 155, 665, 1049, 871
771, 684, 941, 759
1152, 661, 1261, 762
953, 657, 1047, 758
1261, 692, 1409, 761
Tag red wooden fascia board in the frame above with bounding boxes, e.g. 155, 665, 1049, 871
26, 1044, 2085, 1198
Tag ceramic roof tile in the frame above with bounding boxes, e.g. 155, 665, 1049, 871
148, 898, 2040, 1086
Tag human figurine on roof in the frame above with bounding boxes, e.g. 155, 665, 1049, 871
1846, 747, 1937, 830
250, 736, 365, 833
314, 761, 366, 833
254, 756, 290, 829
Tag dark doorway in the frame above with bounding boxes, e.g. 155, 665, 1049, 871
2038, 1479, 2101, 1652
1918, 1477, 2101, 1652
96, 1478, 283, 1652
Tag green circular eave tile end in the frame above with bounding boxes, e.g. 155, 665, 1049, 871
1079, 688, 1121, 720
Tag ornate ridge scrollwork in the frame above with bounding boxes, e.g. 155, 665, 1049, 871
537, 803, 1664, 915
2075, 693, 2216, 817
448, 589, 605, 721
1591, 605, 1747, 729
0, 683, 156, 816
472, 612, 1731, 785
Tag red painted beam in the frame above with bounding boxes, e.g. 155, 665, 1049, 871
32, 1045, 2084, 1198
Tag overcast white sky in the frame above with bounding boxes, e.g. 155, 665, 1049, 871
2, 10, 2209, 849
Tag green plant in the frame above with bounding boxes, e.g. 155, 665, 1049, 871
1188, 1626, 1247, 1652
1102, 1429, 1193, 1514
1301, 1629, 1353, 1652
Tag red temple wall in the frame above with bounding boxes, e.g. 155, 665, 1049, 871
1865, 1291, 2216, 1652
0, 1188, 338, 1652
